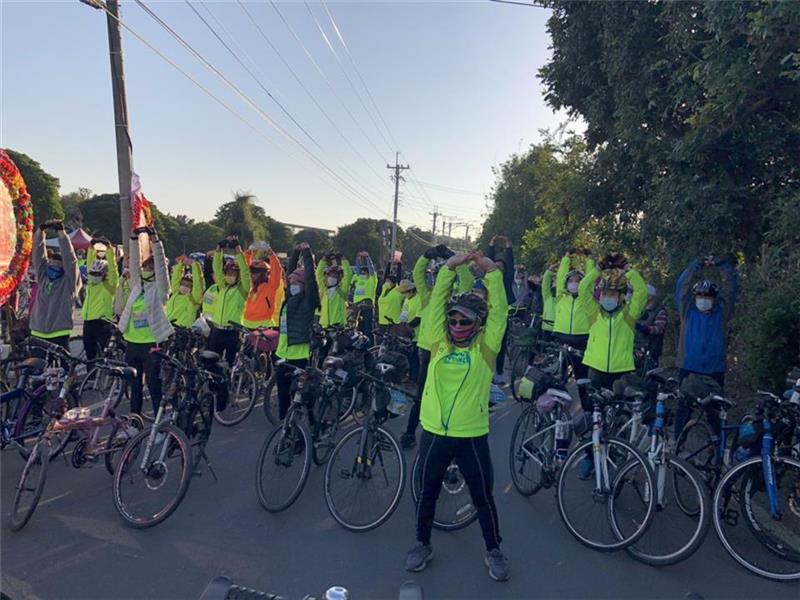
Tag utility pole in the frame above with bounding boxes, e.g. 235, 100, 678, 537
429, 206, 439, 243
386, 152, 409, 258
464, 224, 470, 242
441, 218, 446, 237
448, 221, 453, 238
81, 0, 133, 241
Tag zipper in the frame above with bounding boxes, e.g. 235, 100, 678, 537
569, 297, 575, 334
440, 352, 472, 437
606, 316, 613, 372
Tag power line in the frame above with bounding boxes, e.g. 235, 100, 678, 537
415, 180, 485, 196
133, 0, 390, 219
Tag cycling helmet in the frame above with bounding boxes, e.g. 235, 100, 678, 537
325, 265, 343, 276
249, 259, 269, 273
223, 257, 239, 273
566, 269, 584, 281
692, 280, 719, 297
598, 271, 628, 293
447, 292, 488, 324
88, 259, 108, 277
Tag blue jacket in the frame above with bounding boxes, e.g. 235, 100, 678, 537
675, 259, 736, 374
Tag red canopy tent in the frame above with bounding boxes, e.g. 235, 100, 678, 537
45, 228, 93, 251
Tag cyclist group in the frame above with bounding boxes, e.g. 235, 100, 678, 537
16, 219, 745, 584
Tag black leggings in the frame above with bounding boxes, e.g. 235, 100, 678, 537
405, 348, 431, 436
416, 431, 501, 551
496, 325, 510, 375
277, 358, 308, 420
209, 327, 239, 365
83, 319, 112, 361
554, 333, 589, 380
125, 342, 162, 415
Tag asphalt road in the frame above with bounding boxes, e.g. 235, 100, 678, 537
1, 392, 797, 600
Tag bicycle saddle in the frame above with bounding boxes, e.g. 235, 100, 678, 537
322, 356, 344, 371
106, 366, 137, 380
199, 351, 222, 364
622, 386, 648, 400
374, 363, 396, 376
17, 357, 46, 374
700, 394, 735, 410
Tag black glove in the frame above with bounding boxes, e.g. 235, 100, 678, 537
435, 244, 455, 260
424, 247, 439, 260
51, 220, 65, 231
218, 239, 229, 249
38, 223, 48, 232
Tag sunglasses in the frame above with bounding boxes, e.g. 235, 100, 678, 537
448, 317, 475, 327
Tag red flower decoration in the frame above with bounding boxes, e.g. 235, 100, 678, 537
0, 150, 34, 307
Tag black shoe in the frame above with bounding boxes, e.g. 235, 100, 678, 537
485, 548, 509, 582
400, 433, 416, 450
405, 543, 433, 572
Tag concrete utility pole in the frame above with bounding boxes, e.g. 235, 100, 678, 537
429, 206, 439, 243
81, 0, 133, 241
386, 152, 409, 258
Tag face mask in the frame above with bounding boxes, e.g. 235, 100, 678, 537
289, 284, 302, 296
696, 298, 713, 312
179, 285, 191, 295
514, 274, 525, 283
141, 271, 155, 283
46, 266, 64, 281
224, 274, 238, 285
96, 251, 107, 260
326, 276, 338, 287
448, 321, 478, 345
567, 281, 579, 295
599, 296, 619, 312
88, 274, 104, 285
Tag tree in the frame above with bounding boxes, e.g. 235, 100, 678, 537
5, 149, 63, 223
264, 217, 293, 252
294, 229, 331, 254
60, 187, 92, 229
212, 192, 267, 247
400, 227, 434, 268
80, 193, 123, 243
333, 218, 398, 264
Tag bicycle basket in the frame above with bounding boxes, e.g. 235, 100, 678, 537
387, 388, 412, 415
518, 365, 552, 401
680, 373, 723, 400
248, 329, 279, 354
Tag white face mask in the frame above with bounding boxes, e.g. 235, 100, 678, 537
696, 298, 714, 312
567, 280, 579, 294
88, 274, 104, 285
326, 276, 338, 287
224, 274, 238, 285
179, 285, 191, 295
289, 284, 302, 296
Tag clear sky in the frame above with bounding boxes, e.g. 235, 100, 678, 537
1, 0, 568, 233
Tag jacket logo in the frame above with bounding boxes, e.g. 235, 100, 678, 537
443, 351, 469, 366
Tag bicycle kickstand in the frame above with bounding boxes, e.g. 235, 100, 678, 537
197, 447, 219, 482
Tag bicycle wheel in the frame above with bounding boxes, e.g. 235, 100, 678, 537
9, 440, 49, 531
509, 351, 530, 402
112, 423, 193, 528
103, 419, 138, 475
77, 366, 114, 411
255, 419, 312, 512
215, 365, 257, 426
15, 393, 77, 462
509, 406, 549, 496
261, 375, 280, 426
713, 456, 800, 581
557, 437, 656, 551
324, 425, 405, 532
312, 393, 341, 466
675, 419, 717, 491
411, 453, 477, 531
611, 455, 710, 565
337, 385, 357, 423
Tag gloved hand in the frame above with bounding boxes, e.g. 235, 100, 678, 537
436, 244, 455, 260
424, 247, 439, 260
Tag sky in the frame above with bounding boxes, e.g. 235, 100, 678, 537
0, 0, 570, 233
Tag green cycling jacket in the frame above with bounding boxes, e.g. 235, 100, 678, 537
553, 255, 596, 336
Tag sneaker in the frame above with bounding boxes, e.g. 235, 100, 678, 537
400, 433, 417, 450
492, 373, 506, 385
405, 543, 433, 572
578, 456, 594, 480
485, 548, 509, 582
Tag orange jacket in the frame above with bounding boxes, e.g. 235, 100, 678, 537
243, 253, 284, 328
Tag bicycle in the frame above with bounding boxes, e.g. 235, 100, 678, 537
76, 319, 127, 408
255, 356, 348, 512
556, 381, 657, 551
410, 451, 479, 532
8, 358, 138, 531
112, 348, 225, 528
608, 371, 711, 566
214, 322, 269, 427
323, 363, 406, 532
712, 391, 800, 580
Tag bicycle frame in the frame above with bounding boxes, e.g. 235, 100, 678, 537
682, 402, 740, 474
591, 401, 613, 493
760, 417, 781, 519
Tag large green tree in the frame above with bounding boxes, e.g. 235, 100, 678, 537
294, 228, 331, 254
5, 149, 63, 223
333, 218, 398, 264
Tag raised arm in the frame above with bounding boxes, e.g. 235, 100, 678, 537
32, 228, 46, 271
676, 259, 702, 315
58, 231, 78, 291
302, 247, 320, 310
426, 265, 458, 348
338, 258, 352, 299
235, 251, 250, 298
212, 249, 224, 287
624, 268, 648, 323
190, 261, 204, 306
413, 255, 431, 301
104, 244, 120, 295
482, 268, 509, 355
152, 238, 170, 305
717, 259, 737, 322
556, 254, 570, 299
541, 269, 554, 302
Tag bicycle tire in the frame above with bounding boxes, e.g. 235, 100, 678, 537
312, 393, 341, 466
611, 455, 710, 566
337, 385, 357, 423
104, 419, 141, 476
112, 423, 193, 528
15, 392, 77, 463
509, 406, 548, 496
509, 351, 530, 402
255, 419, 312, 512
713, 455, 800, 581
261, 375, 280, 426
9, 440, 50, 531
411, 452, 478, 531
324, 425, 405, 532
675, 419, 717, 492
557, 437, 656, 551
215, 365, 257, 427
77, 365, 114, 410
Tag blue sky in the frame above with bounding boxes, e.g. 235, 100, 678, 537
1, 0, 568, 232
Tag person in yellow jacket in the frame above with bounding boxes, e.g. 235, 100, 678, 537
406, 251, 509, 581
351, 251, 377, 338
377, 258, 404, 328
208, 236, 250, 363
316, 252, 352, 328
82, 237, 119, 360
575, 253, 646, 479
166, 256, 204, 328
553, 248, 596, 378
